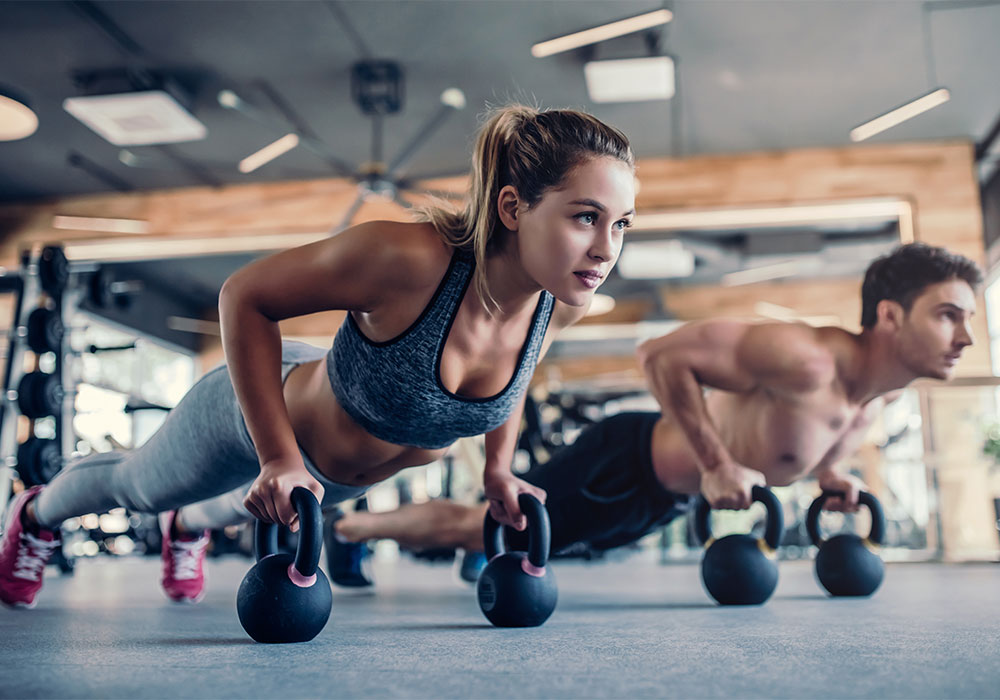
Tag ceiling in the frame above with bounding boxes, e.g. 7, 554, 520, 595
2, 1, 998, 351
1, 0, 998, 206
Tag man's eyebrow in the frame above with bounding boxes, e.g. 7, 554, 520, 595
935, 302, 975, 315
568, 198, 636, 217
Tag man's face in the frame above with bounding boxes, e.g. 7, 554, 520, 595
894, 279, 977, 380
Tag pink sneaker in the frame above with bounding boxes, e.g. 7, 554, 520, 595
159, 510, 209, 603
0, 486, 60, 609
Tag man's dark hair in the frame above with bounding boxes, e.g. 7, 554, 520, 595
860, 243, 984, 329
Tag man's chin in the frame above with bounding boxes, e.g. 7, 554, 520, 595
927, 366, 953, 381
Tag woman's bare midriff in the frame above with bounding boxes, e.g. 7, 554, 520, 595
282, 358, 449, 486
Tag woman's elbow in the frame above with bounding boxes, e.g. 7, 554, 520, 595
218, 271, 255, 318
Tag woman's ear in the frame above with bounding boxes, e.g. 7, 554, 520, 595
496, 185, 520, 231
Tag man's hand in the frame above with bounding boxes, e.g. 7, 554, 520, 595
244, 456, 325, 532
816, 471, 867, 512
483, 471, 546, 531
700, 461, 767, 510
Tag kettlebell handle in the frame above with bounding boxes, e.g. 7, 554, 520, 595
253, 487, 323, 578
806, 490, 885, 547
483, 493, 551, 568
694, 485, 784, 550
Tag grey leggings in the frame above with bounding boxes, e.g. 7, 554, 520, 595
33, 342, 369, 531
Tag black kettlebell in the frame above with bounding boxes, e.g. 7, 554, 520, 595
694, 485, 784, 606
807, 490, 885, 597
477, 493, 557, 628
237, 487, 332, 643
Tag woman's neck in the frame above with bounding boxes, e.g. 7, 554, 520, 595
479, 236, 542, 319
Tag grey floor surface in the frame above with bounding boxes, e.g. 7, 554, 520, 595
1, 554, 998, 699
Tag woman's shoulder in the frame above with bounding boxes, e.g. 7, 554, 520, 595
344, 220, 454, 291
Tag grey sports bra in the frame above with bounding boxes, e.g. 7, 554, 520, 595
327, 250, 555, 449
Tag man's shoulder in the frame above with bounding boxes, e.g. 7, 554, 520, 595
748, 322, 840, 389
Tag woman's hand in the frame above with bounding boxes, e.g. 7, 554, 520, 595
243, 457, 325, 532
483, 471, 547, 531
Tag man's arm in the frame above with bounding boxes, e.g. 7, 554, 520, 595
637, 319, 835, 509
811, 394, 899, 511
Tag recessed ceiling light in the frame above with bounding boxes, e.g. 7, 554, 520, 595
584, 56, 675, 103
63, 90, 207, 146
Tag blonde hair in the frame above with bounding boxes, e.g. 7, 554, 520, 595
417, 105, 634, 312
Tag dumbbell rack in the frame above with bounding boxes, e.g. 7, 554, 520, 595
0, 246, 71, 514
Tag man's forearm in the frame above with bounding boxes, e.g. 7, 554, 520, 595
658, 364, 732, 472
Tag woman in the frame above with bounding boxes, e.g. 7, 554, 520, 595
0, 105, 636, 608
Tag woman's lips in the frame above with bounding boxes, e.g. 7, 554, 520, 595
574, 270, 603, 289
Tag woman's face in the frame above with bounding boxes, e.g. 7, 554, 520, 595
513, 156, 636, 307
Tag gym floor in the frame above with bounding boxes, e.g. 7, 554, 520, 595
2, 554, 997, 699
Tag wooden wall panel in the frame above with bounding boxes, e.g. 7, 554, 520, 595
0, 140, 987, 375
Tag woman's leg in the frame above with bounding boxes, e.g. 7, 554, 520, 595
32, 364, 260, 529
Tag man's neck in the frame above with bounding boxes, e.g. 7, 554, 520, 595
845, 330, 918, 404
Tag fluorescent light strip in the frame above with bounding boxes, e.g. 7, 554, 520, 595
63, 231, 328, 261
166, 316, 221, 336
557, 319, 684, 342
721, 258, 820, 287
52, 215, 150, 234
850, 88, 950, 143
753, 301, 798, 320
632, 199, 913, 242
753, 302, 842, 326
531, 9, 672, 58
239, 133, 300, 173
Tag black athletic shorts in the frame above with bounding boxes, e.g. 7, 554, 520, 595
505, 412, 695, 553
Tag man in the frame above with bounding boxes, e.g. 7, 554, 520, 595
328, 243, 982, 570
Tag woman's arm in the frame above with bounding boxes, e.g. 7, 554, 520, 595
220, 221, 446, 529
481, 299, 588, 529
482, 393, 544, 530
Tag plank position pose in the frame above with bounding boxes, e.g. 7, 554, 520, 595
0, 105, 638, 608
330, 244, 982, 564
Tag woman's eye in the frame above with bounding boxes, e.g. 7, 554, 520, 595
615, 219, 633, 231
576, 212, 598, 225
